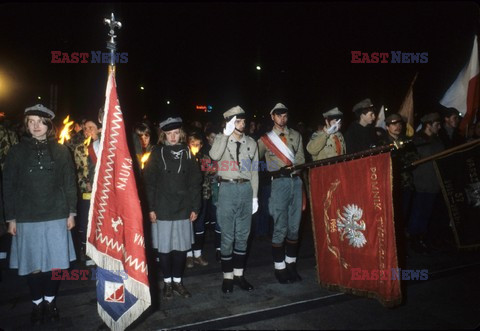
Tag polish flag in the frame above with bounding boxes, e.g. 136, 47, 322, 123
440, 35, 480, 134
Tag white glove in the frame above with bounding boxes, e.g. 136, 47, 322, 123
326, 119, 341, 135
223, 116, 237, 136
252, 198, 259, 214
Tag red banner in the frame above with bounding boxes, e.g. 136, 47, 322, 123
309, 152, 401, 307
86, 70, 150, 329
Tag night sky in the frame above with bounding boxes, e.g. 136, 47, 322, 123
0, 1, 478, 129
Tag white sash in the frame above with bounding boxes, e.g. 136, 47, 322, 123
267, 131, 295, 164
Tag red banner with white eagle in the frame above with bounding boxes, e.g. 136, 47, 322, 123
86, 70, 150, 330
309, 152, 401, 307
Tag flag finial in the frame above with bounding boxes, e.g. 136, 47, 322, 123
104, 13, 122, 67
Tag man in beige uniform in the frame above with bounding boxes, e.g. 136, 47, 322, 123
209, 106, 259, 293
306, 107, 346, 161
257, 103, 305, 284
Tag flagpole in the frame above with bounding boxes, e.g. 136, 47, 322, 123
273, 141, 403, 175
409, 138, 480, 167
104, 13, 122, 74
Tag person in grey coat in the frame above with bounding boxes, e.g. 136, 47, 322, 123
3, 104, 77, 325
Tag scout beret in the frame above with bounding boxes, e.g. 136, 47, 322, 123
24, 104, 55, 119
323, 107, 343, 119
270, 103, 288, 115
223, 106, 246, 121
160, 117, 183, 131
352, 98, 374, 113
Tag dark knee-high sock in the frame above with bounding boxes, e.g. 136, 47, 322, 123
214, 229, 221, 251
192, 232, 205, 252
285, 239, 298, 262
272, 242, 286, 269
233, 249, 247, 276
42, 271, 60, 297
26, 272, 44, 301
171, 250, 187, 279
158, 252, 173, 280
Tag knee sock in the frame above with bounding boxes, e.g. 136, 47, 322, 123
158, 252, 172, 280
285, 239, 298, 263
272, 243, 286, 269
192, 232, 205, 252
42, 271, 60, 298
27, 272, 43, 302
171, 250, 187, 279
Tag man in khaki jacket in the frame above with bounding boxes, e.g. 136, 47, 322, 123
209, 106, 259, 294
306, 107, 346, 161
257, 103, 305, 284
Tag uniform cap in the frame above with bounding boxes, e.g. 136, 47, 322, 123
420, 112, 441, 124
323, 107, 343, 119
352, 98, 374, 113
270, 103, 288, 115
385, 113, 403, 125
223, 106, 246, 120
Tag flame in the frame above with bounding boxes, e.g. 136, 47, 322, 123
58, 115, 74, 144
190, 145, 200, 156
83, 136, 92, 156
141, 152, 151, 169
84, 136, 92, 146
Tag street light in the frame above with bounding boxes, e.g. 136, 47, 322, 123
0, 70, 13, 100
166, 100, 170, 105
256, 65, 261, 71
140, 86, 145, 90
37, 96, 42, 100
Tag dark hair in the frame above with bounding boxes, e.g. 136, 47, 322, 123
134, 122, 153, 136
24, 115, 56, 138
188, 132, 203, 142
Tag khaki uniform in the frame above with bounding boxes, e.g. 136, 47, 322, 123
257, 127, 305, 171
257, 126, 305, 282
306, 130, 346, 161
209, 133, 259, 198
209, 132, 259, 278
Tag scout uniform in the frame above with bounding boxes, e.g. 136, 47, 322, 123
306, 107, 346, 161
257, 103, 305, 284
209, 106, 259, 293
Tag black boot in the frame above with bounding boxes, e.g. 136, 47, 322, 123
31, 302, 44, 325
44, 300, 60, 322
286, 262, 302, 282
233, 275, 254, 291
222, 279, 233, 293
274, 268, 293, 284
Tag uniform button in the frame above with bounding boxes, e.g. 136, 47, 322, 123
40, 166, 43, 169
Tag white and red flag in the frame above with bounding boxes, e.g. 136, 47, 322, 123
87, 70, 150, 330
440, 35, 480, 134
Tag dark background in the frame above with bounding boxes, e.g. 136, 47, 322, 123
0, 1, 478, 128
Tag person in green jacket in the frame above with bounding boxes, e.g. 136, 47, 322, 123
3, 104, 77, 325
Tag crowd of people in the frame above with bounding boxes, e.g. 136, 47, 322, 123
0, 98, 478, 325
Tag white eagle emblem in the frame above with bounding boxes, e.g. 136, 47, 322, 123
336, 204, 367, 248
111, 217, 123, 232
